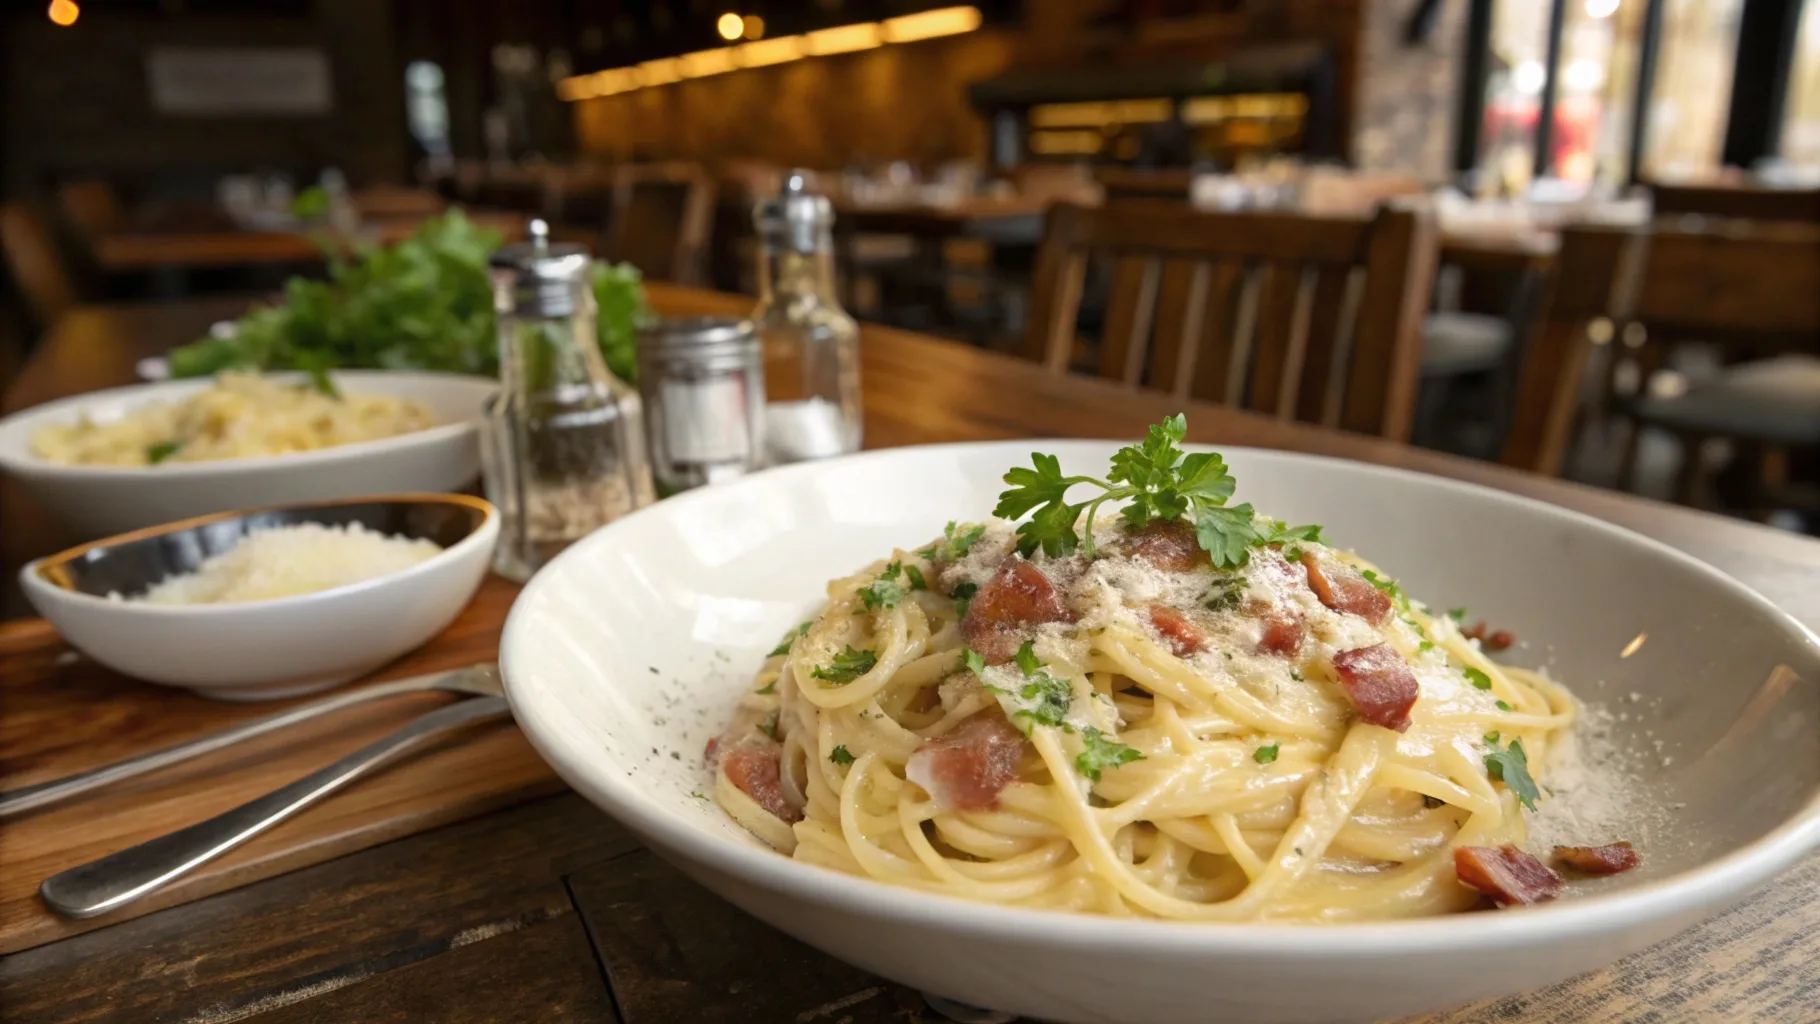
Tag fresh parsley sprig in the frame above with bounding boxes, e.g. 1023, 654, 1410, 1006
993, 414, 1319, 568
1484, 735, 1540, 811
811, 646, 877, 684
859, 563, 908, 610
1075, 726, 1145, 781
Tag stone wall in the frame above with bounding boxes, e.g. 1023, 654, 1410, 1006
1351, 0, 1465, 179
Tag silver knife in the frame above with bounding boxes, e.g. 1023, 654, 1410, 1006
0, 663, 502, 819
41, 694, 512, 919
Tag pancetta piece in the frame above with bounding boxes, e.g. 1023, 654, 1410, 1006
1121, 520, 1209, 573
961, 558, 1071, 664
1553, 842, 1640, 875
1148, 604, 1208, 656
720, 741, 803, 823
905, 711, 1028, 812
1331, 644, 1419, 732
1256, 607, 1307, 657
1454, 844, 1563, 906
1462, 620, 1516, 652
1299, 551, 1392, 624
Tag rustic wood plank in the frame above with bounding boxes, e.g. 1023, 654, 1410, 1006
249, 914, 621, 1024
1148, 259, 1209, 397
1339, 205, 1435, 441
1185, 261, 1246, 407
1246, 261, 1312, 419
0, 576, 567, 955
0, 793, 636, 1024
1294, 265, 1359, 427
1096, 255, 1161, 385
570, 847, 953, 1023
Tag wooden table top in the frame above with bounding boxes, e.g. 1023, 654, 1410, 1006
2, 285, 1818, 1023
92, 209, 527, 272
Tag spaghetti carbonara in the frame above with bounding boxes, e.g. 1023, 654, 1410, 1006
713, 421, 1632, 920
31, 372, 436, 467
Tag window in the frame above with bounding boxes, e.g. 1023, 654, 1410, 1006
1643, 0, 1745, 179
1782, 0, 1820, 168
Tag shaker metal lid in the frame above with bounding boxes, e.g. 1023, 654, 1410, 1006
635, 315, 757, 352
754, 169, 833, 249
491, 219, 592, 315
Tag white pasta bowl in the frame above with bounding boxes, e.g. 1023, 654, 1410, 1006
22, 494, 498, 700
499, 441, 1820, 1024
0, 370, 496, 538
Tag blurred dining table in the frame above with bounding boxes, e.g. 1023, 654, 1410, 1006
90, 203, 527, 272
2, 285, 1819, 1023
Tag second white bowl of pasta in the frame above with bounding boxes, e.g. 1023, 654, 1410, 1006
0, 370, 496, 537
499, 428, 1820, 1024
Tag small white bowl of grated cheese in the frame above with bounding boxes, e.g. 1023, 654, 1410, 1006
21, 494, 498, 700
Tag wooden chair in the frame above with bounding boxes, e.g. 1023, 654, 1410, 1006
0, 202, 80, 334
606, 163, 716, 287
1502, 221, 1820, 494
55, 180, 127, 241
1022, 201, 1439, 441
1649, 183, 1820, 225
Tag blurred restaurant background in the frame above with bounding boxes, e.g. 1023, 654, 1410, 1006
2, 0, 1818, 556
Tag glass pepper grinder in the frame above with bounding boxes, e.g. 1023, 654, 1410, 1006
751, 170, 863, 464
481, 219, 653, 582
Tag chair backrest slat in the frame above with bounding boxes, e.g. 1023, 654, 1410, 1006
607, 163, 716, 286
1025, 202, 1435, 441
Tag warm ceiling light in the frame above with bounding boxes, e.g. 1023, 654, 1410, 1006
742, 14, 765, 40
716, 12, 744, 40
679, 47, 739, 79
803, 22, 881, 56
639, 58, 682, 86
880, 6, 981, 43
47, 0, 79, 26
1585, 0, 1620, 17
739, 35, 803, 67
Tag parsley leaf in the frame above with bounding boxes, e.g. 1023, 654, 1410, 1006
768, 622, 810, 657
938, 521, 987, 560
1464, 667, 1493, 690
1012, 673, 1071, 729
1484, 736, 1540, 811
755, 680, 776, 695
1075, 726, 1145, 782
904, 564, 927, 591
811, 646, 877, 684
1359, 569, 1406, 605
1265, 521, 1324, 546
1448, 607, 1469, 622
1253, 742, 1281, 764
829, 745, 855, 765
859, 563, 907, 610
1202, 575, 1246, 612
758, 709, 780, 740
960, 648, 986, 676
1417, 640, 1436, 654
951, 581, 978, 619
1484, 731, 1501, 744
1014, 640, 1042, 677
1495, 699, 1513, 712
1192, 503, 1262, 569
144, 439, 183, 464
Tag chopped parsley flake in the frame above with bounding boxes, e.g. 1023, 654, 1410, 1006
829, 745, 855, 765
1484, 731, 1501, 744
859, 563, 908, 610
1464, 667, 1493, 690
145, 439, 182, 464
1359, 569, 1406, 605
1253, 742, 1281, 764
1014, 640, 1042, 677
811, 646, 877, 684
1289, 669, 1304, 682
1417, 640, 1436, 654
758, 710, 780, 740
1201, 575, 1246, 612
690, 790, 708, 800
1495, 699, 1513, 712
960, 647, 986, 676
1448, 607, 1469, 622
769, 622, 810, 657
1075, 727, 1145, 781
904, 564, 927, 591
1484, 736, 1540, 811
755, 680, 776, 695
951, 581, 978, 619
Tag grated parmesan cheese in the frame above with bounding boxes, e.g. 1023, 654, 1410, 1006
126, 522, 443, 606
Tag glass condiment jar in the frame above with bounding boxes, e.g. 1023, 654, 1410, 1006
481, 220, 653, 582
751, 170, 863, 464
635, 316, 766, 496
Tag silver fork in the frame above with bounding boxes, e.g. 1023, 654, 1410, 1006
0, 663, 502, 819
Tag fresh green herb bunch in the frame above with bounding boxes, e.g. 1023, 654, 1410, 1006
167, 210, 649, 384
994, 414, 1320, 567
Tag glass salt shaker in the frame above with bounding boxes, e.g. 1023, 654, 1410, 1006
481, 219, 653, 582
751, 169, 863, 464
635, 316, 766, 496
